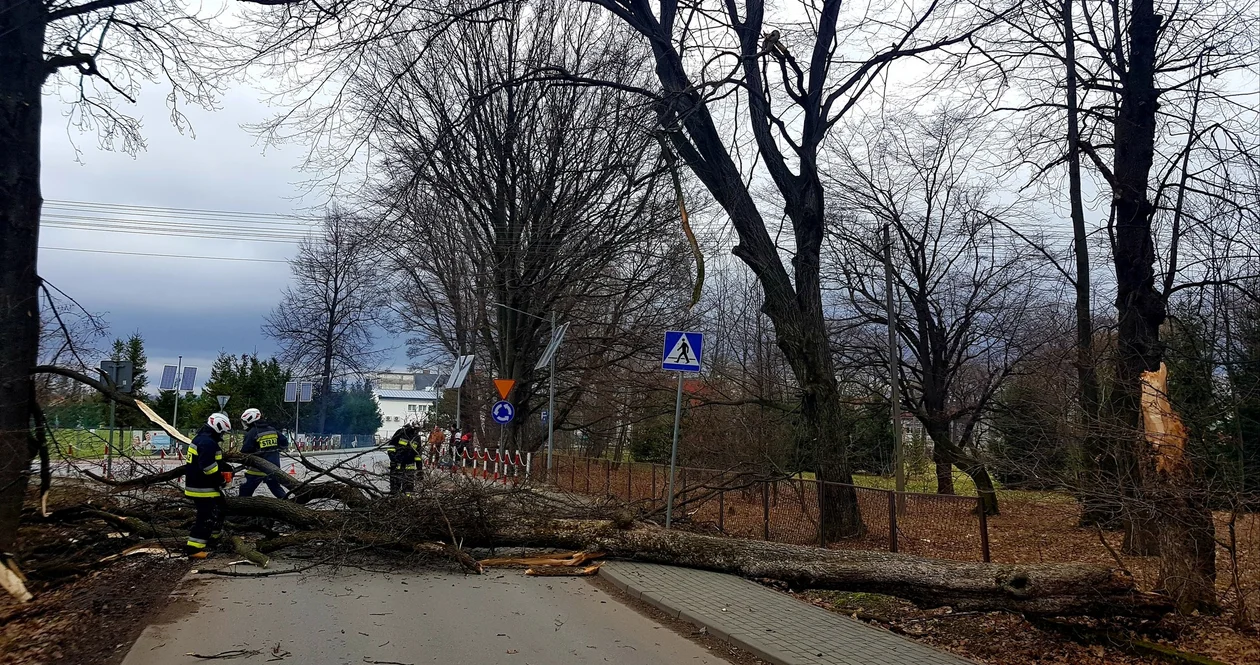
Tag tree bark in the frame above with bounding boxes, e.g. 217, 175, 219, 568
0, 0, 46, 553
495, 520, 1171, 617
925, 424, 999, 514
934, 448, 955, 495
1063, 0, 1116, 529
1108, 0, 1215, 609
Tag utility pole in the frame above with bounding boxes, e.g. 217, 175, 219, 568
884, 224, 906, 511
547, 311, 557, 478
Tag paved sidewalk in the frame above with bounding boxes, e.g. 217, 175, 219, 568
600, 561, 974, 665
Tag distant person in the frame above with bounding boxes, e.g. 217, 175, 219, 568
426, 425, 446, 466
184, 413, 234, 559
385, 422, 421, 496
238, 408, 290, 498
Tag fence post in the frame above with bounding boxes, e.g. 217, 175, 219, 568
978, 496, 991, 563
605, 458, 611, 494
718, 489, 725, 533
762, 480, 770, 540
817, 480, 826, 548
585, 457, 591, 493
627, 462, 633, 500
887, 490, 899, 553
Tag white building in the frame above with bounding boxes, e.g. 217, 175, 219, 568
371, 370, 447, 439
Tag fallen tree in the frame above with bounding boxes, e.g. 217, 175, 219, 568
15, 364, 1173, 618
49, 465, 1172, 617
491, 518, 1172, 617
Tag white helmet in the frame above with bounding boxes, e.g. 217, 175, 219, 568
207, 412, 232, 434
241, 408, 262, 427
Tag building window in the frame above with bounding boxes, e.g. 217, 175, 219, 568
407, 404, 417, 412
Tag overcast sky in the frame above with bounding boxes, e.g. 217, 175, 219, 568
38, 84, 329, 387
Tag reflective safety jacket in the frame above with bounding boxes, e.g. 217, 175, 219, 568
241, 421, 289, 476
184, 425, 227, 497
387, 426, 420, 469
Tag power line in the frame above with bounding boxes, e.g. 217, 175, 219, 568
44, 199, 318, 225
42, 218, 309, 243
40, 246, 291, 264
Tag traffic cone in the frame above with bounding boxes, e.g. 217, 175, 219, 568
288, 464, 296, 476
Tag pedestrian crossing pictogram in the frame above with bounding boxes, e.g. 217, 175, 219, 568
662, 331, 704, 372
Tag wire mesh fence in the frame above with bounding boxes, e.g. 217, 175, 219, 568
533, 454, 990, 562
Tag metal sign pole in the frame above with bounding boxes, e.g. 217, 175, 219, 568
107, 399, 116, 478
665, 372, 684, 529
171, 355, 182, 431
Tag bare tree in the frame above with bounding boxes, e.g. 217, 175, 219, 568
828, 111, 1059, 515
263, 208, 385, 434
984, 0, 1260, 611
361, 3, 693, 449
0, 0, 332, 559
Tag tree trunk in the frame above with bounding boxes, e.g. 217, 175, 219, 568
497, 520, 1171, 617
318, 337, 334, 435
0, 0, 46, 553
798, 337, 863, 540
934, 448, 955, 495
1108, 0, 1215, 608
1063, 0, 1117, 529
925, 424, 999, 514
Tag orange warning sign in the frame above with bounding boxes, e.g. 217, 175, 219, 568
494, 379, 516, 400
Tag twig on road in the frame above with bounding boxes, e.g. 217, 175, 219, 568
187, 649, 263, 659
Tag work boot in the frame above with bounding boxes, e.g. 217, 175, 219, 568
188, 550, 209, 560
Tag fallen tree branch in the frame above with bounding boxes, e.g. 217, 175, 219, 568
488, 519, 1173, 617
226, 454, 370, 508
230, 536, 270, 568
83, 466, 185, 488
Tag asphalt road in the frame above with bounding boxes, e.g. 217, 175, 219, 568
122, 564, 732, 665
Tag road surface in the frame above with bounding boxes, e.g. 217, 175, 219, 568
122, 564, 732, 665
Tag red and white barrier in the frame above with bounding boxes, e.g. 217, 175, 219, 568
442, 444, 532, 484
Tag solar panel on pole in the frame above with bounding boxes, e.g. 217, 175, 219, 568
159, 365, 178, 391
299, 382, 314, 402
284, 381, 298, 403
179, 367, 198, 392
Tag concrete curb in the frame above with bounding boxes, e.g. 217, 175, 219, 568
601, 564, 790, 664
600, 561, 977, 665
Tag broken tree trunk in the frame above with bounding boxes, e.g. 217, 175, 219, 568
49, 457, 1174, 618
491, 519, 1172, 617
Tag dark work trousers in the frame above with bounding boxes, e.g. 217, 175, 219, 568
389, 464, 415, 496
398, 465, 417, 495
188, 494, 226, 553
240, 473, 288, 498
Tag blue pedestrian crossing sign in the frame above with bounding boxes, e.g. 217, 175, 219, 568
662, 331, 704, 372
491, 400, 515, 424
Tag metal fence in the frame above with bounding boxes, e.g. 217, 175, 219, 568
534, 454, 990, 562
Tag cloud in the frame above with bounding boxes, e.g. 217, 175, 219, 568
39, 82, 314, 358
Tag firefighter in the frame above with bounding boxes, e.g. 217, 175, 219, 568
386, 422, 421, 495
185, 413, 234, 559
239, 408, 290, 498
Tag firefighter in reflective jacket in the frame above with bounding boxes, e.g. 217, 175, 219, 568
386, 423, 421, 495
185, 413, 234, 558
238, 408, 290, 498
